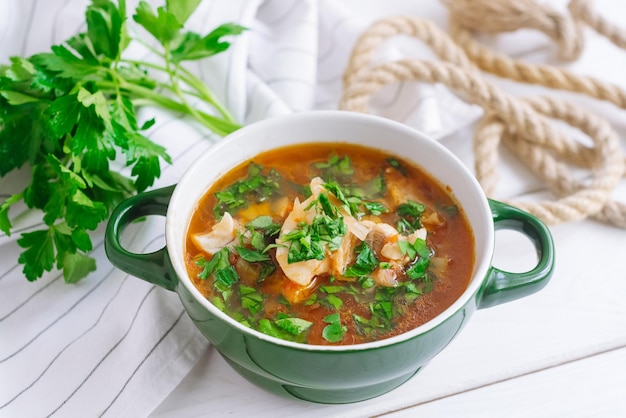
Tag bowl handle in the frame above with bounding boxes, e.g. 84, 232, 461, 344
477, 199, 555, 309
104, 185, 178, 291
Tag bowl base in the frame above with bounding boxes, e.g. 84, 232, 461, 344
224, 355, 421, 404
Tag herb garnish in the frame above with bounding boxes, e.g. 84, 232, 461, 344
314, 154, 354, 183
386, 158, 408, 176
319, 286, 344, 309
322, 313, 346, 343
396, 200, 426, 234
314, 156, 387, 218
1, 0, 246, 283
399, 237, 432, 280
214, 164, 281, 218
343, 242, 378, 279
276, 316, 313, 335
259, 314, 312, 342
233, 216, 280, 282
240, 285, 264, 315
282, 192, 347, 264
196, 247, 239, 302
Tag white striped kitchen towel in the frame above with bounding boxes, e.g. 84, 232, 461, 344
0, 0, 478, 416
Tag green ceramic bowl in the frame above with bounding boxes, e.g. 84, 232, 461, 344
105, 111, 554, 404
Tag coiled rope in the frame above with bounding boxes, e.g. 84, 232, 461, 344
339, 0, 626, 227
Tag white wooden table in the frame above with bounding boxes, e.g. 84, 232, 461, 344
151, 2, 626, 415
150, 166, 626, 418
2, 1, 625, 416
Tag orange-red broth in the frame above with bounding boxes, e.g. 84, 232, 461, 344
185, 143, 475, 345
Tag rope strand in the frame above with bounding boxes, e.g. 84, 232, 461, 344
339, 1, 626, 227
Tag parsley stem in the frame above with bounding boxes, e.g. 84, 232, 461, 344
118, 0, 126, 19
96, 80, 239, 135
116, 0, 127, 69
120, 57, 237, 124
163, 45, 217, 136
175, 64, 236, 124
0, 192, 24, 234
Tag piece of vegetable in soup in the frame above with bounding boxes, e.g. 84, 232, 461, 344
184, 143, 475, 345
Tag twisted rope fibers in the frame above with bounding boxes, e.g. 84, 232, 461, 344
339, 0, 626, 227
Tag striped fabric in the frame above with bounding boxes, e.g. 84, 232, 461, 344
0, 0, 478, 416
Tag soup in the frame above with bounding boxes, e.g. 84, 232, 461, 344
184, 143, 475, 345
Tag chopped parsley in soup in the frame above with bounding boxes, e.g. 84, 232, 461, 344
185, 143, 475, 345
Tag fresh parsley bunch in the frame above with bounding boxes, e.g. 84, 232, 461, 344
0, 0, 245, 283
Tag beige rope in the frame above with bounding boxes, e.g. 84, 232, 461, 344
478, 96, 626, 227
445, 0, 626, 109
442, 0, 584, 61
339, 6, 626, 228
570, 0, 626, 50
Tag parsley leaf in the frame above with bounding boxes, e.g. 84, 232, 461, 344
17, 230, 55, 281
322, 171, 386, 218
386, 158, 408, 176
234, 246, 270, 263
240, 285, 264, 315
63, 253, 98, 284
195, 248, 230, 280
396, 201, 426, 234
214, 164, 281, 218
400, 237, 432, 280
166, 0, 201, 26
0, 193, 22, 235
235, 216, 281, 283
275, 317, 313, 336
259, 316, 312, 342
314, 154, 353, 183
322, 313, 346, 343
170, 23, 247, 63
0, 0, 246, 283
282, 194, 347, 264
133, 1, 182, 45
344, 242, 378, 278
246, 215, 276, 230
85, 0, 124, 60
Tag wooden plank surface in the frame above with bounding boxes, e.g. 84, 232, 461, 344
151, 216, 626, 417
383, 347, 626, 418
152, 2, 626, 405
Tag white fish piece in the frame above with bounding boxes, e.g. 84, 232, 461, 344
309, 176, 325, 197
329, 230, 359, 277
342, 214, 371, 241
191, 212, 239, 255
381, 241, 406, 261
326, 185, 372, 241
275, 195, 329, 286
407, 228, 428, 242
371, 266, 399, 287
366, 222, 400, 255
275, 177, 348, 286
381, 227, 428, 260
